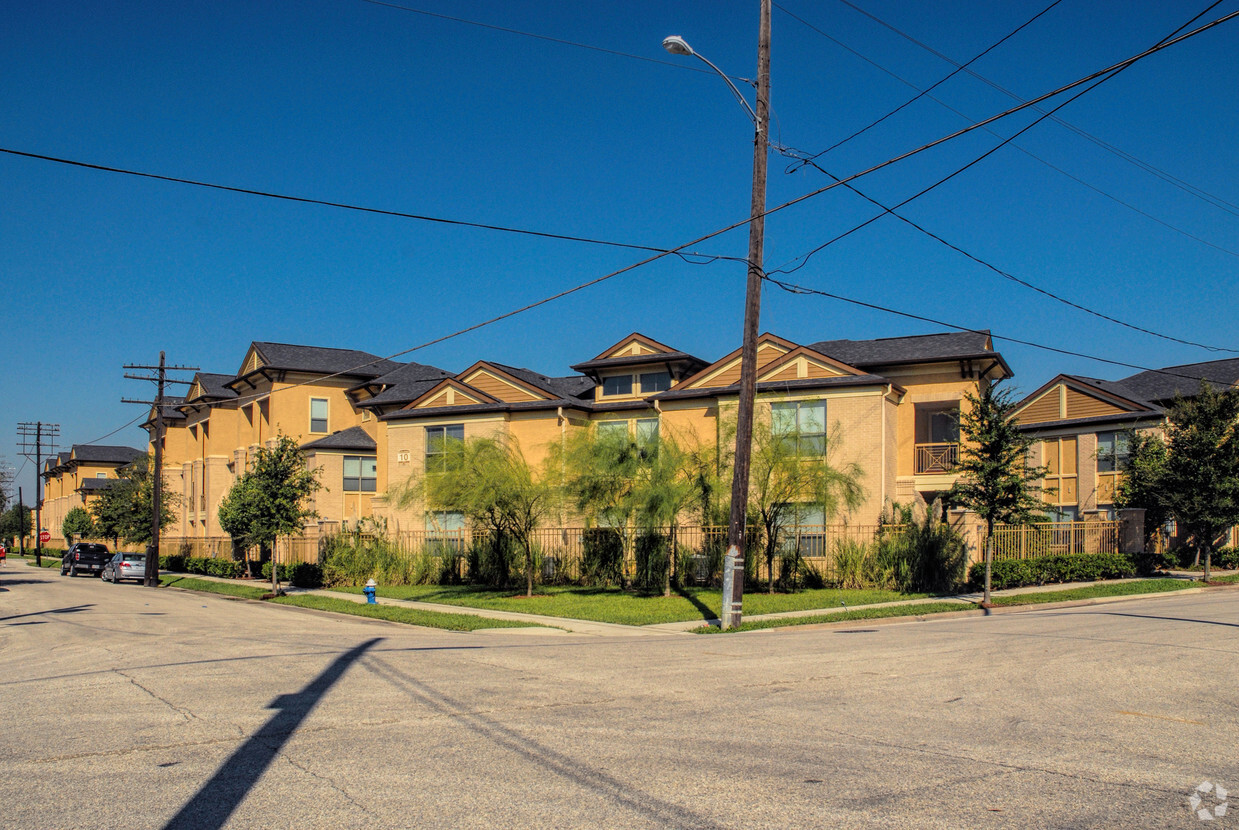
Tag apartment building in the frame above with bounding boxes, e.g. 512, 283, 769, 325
40, 444, 144, 546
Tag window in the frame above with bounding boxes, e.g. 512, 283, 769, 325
602, 375, 633, 397
425, 424, 464, 472
771, 400, 827, 455
343, 456, 377, 492
596, 421, 628, 440
639, 371, 671, 393
310, 398, 329, 433
1043, 437, 1078, 507
426, 511, 466, 551
97, 473, 107, 479
1096, 432, 1130, 473
635, 418, 659, 446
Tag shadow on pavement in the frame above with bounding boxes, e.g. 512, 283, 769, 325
162, 637, 383, 830
1097, 611, 1239, 629
0, 604, 93, 622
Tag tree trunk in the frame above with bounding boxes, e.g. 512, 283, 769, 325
1204, 547, 1212, 583
526, 547, 533, 598
664, 525, 675, 598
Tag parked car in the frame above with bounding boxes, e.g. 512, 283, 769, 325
61, 543, 112, 577
102, 552, 148, 584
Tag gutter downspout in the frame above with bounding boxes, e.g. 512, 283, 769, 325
882, 385, 890, 509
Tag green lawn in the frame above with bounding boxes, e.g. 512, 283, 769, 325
987, 578, 1193, 606
271, 594, 548, 631
329, 583, 928, 626
17, 555, 62, 569
159, 574, 271, 599
1207, 573, 1239, 585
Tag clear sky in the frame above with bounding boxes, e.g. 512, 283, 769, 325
2, 0, 1237, 501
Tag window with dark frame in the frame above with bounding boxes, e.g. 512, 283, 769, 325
310, 398, 329, 433
771, 400, 827, 455
343, 456, 377, 492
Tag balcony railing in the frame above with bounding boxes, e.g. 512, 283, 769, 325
915, 442, 959, 474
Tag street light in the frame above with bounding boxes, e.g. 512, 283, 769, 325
663, 1, 771, 629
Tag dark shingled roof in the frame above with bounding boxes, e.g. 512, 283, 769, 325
808, 331, 1007, 371
485, 363, 595, 401
1114, 358, 1239, 405
78, 477, 120, 492
357, 361, 456, 407
72, 445, 145, 465
191, 372, 239, 401
301, 426, 377, 452
242, 342, 403, 381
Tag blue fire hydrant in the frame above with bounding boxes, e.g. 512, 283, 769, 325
363, 579, 377, 604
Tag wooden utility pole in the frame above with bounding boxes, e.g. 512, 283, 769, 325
721, 0, 771, 629
125, 352, 196, 587
18, 421, 59, 567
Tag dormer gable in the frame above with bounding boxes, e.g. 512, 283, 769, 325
757, 345, 865, 383
677, 333, 801, 391
457, 362, 554, 403
1013, 375, 1157, 426
401, 378, 498, 411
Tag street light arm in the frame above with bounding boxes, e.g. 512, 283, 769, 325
662, 35, 759, 127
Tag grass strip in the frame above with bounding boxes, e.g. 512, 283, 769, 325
1206, 573, 1239, 585
271, 594, 548, 631
18, 555, 63, 569
987, 578, 1192, 606
693, 601, 969, 633
328, 584, 927, 626
159, 574, 271, 599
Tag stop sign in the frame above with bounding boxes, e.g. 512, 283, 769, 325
39, 530, 50, 543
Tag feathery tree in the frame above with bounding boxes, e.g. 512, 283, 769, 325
949, 386, 1047, 605
400, 433, 554, 597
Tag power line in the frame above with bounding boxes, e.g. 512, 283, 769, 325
202, 14, 1238, 412
0, 147, 742, 267
767, 4, 1239, 354
822, 0, 1239, 219
776, 4, 1239, 258
762, 274, 1227, 384
779, 0, 1065, 158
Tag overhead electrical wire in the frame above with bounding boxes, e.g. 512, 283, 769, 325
821, 0, 1239, 219
766, 1, 1239, 353
776, 3, 1239, 258
762, 273, 1227, 382
0, 148, 742, 267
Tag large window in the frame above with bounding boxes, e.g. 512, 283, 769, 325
601, 371, 671, 397
310, 398, 329, 433
639, 371, 671, 393
343, 456, 377, 492
1043, 437, 1078, 507
425, 424, 464, 472
771, 400, 827, 455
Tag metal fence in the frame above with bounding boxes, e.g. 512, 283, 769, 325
983, 520, 1122, 561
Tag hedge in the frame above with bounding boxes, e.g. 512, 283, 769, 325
969, 553, 1137, 590
260, 561, 324, 588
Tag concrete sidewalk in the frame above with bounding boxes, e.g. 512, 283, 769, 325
157, 567, 1226, 636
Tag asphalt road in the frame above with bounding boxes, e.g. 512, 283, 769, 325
1, 563, 1235, 829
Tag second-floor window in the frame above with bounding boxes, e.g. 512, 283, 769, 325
343, 456, 377, 492
771, 400, 826, 455
425, 424, 464, 472
310, 398, 329, 433
1096, 432, 1130, 472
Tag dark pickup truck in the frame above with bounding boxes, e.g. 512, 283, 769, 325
61, 543, 112, 577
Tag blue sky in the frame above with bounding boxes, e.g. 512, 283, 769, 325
2, 0, 1237, 500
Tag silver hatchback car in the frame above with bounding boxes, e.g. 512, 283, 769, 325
102, 553, 148, 584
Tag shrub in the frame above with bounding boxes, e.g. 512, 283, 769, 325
633, 531, 670, 591
581, 528, 623, 586
832, 538, 873, 590
260, 561, 324, 588
321, 531, 420, 586
876, 503, 969, 593
160, 554, 187, 572
465, 531, 514, 588
970, 553, 1137, 590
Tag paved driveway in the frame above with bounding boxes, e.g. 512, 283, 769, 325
1, 564, 1235, 829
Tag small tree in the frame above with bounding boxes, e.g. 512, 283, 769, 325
1158, 384, 1239, 582
1113, 429, 1170, 549
62, 506, 96, 545
90, 455, 179, 546
749, 414, 863, 593
218, 435, 321, 589
949, 386, 1047, 605
0, 504, 32, 546
400, 434, 554, 597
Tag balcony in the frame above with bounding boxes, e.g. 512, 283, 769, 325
915, 442, 959, 474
